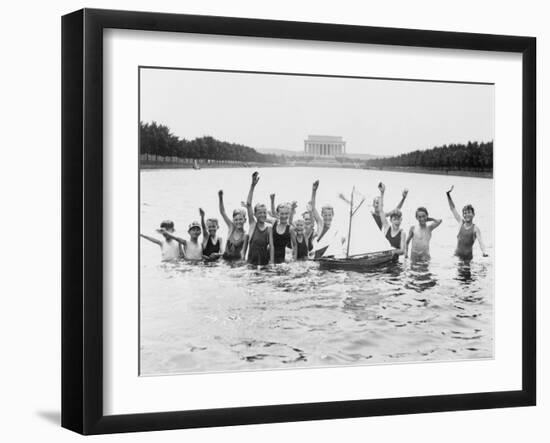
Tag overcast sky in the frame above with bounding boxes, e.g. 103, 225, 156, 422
140, 68, 494, 156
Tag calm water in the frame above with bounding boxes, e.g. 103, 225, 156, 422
140, 167, 494, 375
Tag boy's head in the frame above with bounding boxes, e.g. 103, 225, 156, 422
232, 208, 246, 228
276, 203, 291, 223
294, 218, 305, 234
160, 220, 175, 239
462, 204, 475, 222
188, 221, 201, 239
206, 218, 219, 235
321, 205, 334, 225
254, 203, 267, 222
389, 209, 403, 228
160, 220, 175, 232
415, 207, 429, 225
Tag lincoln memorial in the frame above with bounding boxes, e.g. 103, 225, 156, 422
304, 135, 346, 158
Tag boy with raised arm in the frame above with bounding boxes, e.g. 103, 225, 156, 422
140, 220, 182, 262
158, 221, 203, 261
245, 171, 274, 266
377, 183, 406, 260
446, 185, 489, 261
199, 208, 224, 261
310, 180, 343, 259
268, 193, 298, 225
218, 190, 249, 261
405, 207, 442, 262
372, 188, 409, 230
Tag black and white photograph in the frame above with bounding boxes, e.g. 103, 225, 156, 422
1, 0, 545, 438
138, 67, 494, 376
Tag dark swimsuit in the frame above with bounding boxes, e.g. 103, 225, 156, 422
247, 224, 270, 266
296, 235, 308, 260
223, 228, 245, 261
273, 222, 291, 264
385, 227, 403, 262
203, 236, 221, 257
385, 227, 403, 249
455, 222, 476, 261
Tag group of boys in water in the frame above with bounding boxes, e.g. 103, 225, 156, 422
140, 171, 489, 266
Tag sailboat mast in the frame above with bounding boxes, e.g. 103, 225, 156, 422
346, 187, 354, 258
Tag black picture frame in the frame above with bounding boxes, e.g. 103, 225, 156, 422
62, 8, 536, 435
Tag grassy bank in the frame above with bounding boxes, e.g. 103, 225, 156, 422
140, 161, 280, 170
140, 162, 492, 178
363, 166, 492, 179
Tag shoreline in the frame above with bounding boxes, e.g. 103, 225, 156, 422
140, 162, 492, 178
362, 166, 493, 179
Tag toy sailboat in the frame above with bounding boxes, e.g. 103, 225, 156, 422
317, 187, 394, 271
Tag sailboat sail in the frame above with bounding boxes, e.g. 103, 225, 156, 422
346, 189, 392, 256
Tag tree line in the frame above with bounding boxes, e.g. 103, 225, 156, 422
140, 121, 285, 164
366, 141, 493, 171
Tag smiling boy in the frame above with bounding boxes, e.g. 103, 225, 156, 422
405, 207, 442, 261
446, 185, 489, 261
158, 221, 204, 261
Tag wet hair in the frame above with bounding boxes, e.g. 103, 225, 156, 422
462, 204, 475, 215
160, 220, 174, 230
294, 218, 305, 227
415, 207, 429, 217
206, 218, 219, 227
254, 203, 267, 214
302, 211, 311, 218
389, 209, 403, 220
321, 205, 334, 215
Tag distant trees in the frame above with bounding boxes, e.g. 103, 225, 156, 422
140, 121, 286, 164
139, 122, 492, 171
366, 141, 493, 172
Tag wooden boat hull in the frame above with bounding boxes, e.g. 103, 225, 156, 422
317, 250, 394, 271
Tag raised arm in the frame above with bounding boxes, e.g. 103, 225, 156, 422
427, 217, 443, 231
446, 186, 462, 223
157, 229, 187, 245
289, 201, 298, 225
246, 172, 259, 226
310, 180, 323, 235
378, 182, 390, 231
395, 188, 409, 211
475, 225, 489, 256
199, 208, 207, 237
140, 233, 162, 246
269, 193, 277, 218
218, 190, 233, 227
199, 208, 209, 248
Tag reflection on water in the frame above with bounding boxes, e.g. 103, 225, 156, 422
406, 260, 438, 293
140, 167, 494, 375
